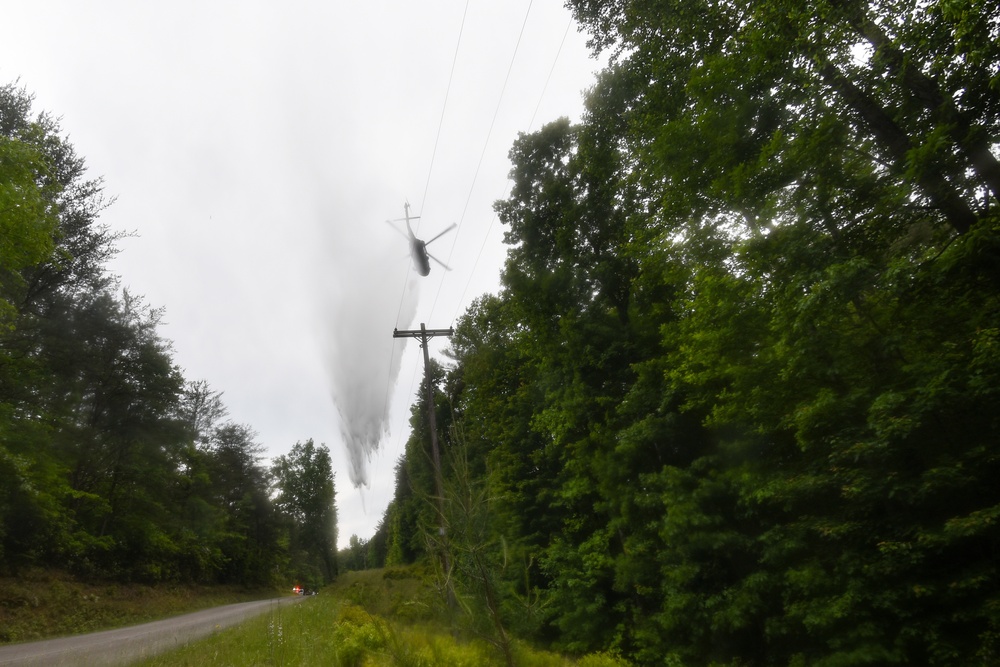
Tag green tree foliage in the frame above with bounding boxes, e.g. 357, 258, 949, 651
0, 84, 330, 589
0, 134, 57, 324
0, 83, 120, 312
381, 359, 456, 568
571, 0, 998, 238
178, 379, 229, 449
439, 438, 517, 667
205, 423, 283, 585
385, 0, 1000, 663
272, 439, 339, 585
339, 534, 368, 572
1, 81, 128, 574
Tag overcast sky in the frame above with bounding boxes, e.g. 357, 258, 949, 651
1, 1, 603, 548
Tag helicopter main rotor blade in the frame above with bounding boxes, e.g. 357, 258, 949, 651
427, 251, 452, 271
385, 220, 410, 240
424, 223, 457, 246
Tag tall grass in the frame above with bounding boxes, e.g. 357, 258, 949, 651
133, 568, 631, 666
0, 568, 275, 644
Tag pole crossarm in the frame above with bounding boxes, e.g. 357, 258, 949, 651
393, 324, 454, 344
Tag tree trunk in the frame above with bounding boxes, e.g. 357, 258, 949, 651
819, 61, 978, 234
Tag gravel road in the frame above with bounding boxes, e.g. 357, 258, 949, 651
0, 596, 306, 666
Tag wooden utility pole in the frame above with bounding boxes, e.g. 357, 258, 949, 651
392, 323, 453, 537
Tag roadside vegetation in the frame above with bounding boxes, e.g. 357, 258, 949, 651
133, 567, 630, 667
0, 568, 280, 645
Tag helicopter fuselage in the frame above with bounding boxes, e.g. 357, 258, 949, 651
411, 238, 431, 276
389, 203, 454, 276
406, 219, 432, 276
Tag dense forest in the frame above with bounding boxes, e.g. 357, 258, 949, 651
349, 0, 1000, 664
5, 0, 999, 661
0, 83, 338, 589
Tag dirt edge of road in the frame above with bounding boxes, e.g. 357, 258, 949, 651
0, 595, 306, 666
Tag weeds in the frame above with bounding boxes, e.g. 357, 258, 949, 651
130, 567, 631, 666
267, 609, 286, 666
0, 568, 273, 644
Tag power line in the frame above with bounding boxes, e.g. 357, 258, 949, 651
443, 15, 576, 325
428, 0, 537, 321
389, 6, 579, 467
529, 18, 574, 133
418, 0, 472, 228
456, 0, 535, 231
382, 1, 470, 451
392, 0, 469, 329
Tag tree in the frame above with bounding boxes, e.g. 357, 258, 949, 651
0, 82, 120, 313
0, 81, 357, 590
437, 0, 1000, 659
202, 422, 282, 585
0, 134, 57, 324
0, 82, 131, 576
339, 534, 367, 572
373, 1, 1000, 660
272, 439, 338, 583
178, 380, 228, 449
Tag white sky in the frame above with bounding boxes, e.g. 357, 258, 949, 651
1, 1, 602, 548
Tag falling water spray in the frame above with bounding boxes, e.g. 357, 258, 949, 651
321, 217, 419, 488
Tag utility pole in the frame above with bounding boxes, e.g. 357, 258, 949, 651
392, 323, 453, 539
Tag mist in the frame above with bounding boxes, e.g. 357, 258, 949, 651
320, 216, 419, 488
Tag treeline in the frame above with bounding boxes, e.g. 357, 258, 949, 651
0, 83, 337, 588
349, 0, 1000, 664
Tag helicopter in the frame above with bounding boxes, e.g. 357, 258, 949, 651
387, 202, 456, 276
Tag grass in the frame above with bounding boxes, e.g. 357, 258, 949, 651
0, 568, 279, 645
132, 567, 633, 666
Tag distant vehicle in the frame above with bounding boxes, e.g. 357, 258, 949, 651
387, 202, 456, 276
